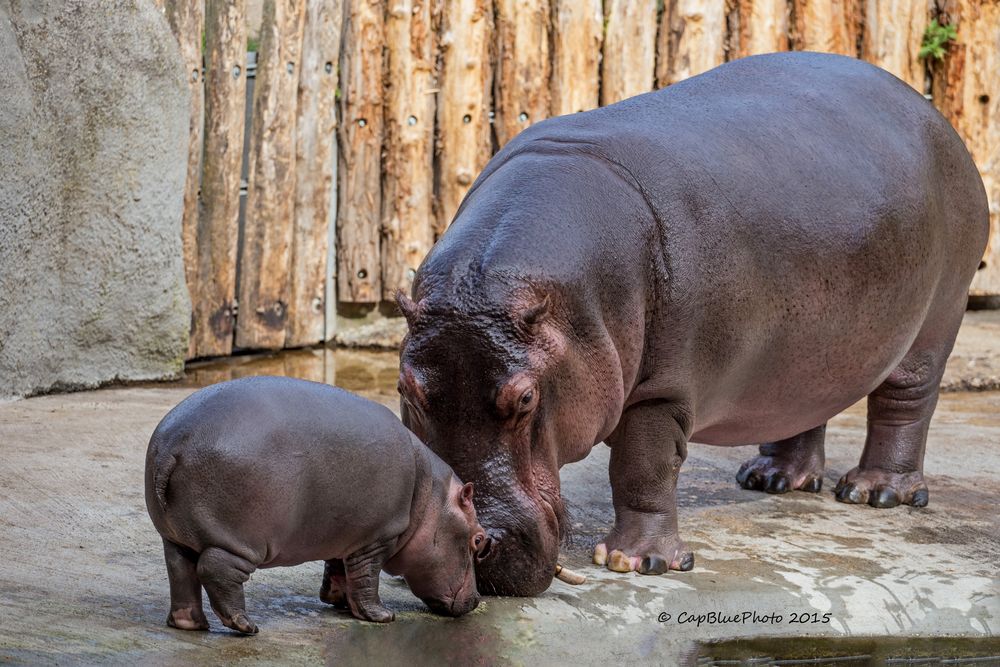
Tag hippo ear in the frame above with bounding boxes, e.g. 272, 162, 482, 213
395, 290, 421, 325
520, 294, 550, 328
459, 482, 474, 508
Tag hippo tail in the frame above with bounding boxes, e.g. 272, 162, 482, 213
151, 448, 178, 512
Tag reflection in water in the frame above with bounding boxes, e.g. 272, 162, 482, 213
320, 612, 501, 666
693, 635, 1000, 666
182, 347, 401, 398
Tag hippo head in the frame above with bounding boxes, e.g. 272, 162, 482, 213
391, 473, 488, 616
396, 282, 613, 596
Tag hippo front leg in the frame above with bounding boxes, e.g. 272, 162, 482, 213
595, 400, 695, 575
344, 541, 395, 623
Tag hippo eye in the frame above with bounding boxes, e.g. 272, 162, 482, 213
497, 375, 537, 418
474, 534, 484, 548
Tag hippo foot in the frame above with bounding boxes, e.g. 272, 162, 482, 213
736, 454, 824, 494
834, 467, 929, 508
350, 602, 395, 623
320, 587, 349, 609
217, 610, 259, 635
319, 591, 348, 609
593, 536, 694, 575
166, 607, 209, 631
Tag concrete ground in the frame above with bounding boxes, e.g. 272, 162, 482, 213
2, 317, 1000, 664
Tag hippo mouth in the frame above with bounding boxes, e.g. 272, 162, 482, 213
423, 594, 481, 617
421, 556, 481, 617
474, 487, 565, 596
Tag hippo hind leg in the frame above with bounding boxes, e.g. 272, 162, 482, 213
736, 424, 826, 494
197, 546, 260, 634
162, 538, 209, 631
834, 310, 962, 509
320, 559, 349, 609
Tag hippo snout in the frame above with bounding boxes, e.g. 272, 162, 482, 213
422, 592, 481, 617
474, 528, 557, 596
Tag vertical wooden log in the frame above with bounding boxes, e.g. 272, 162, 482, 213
162, 0, 205, 358
436, 0, 493, 233
236, 0, 307, 349
932, 0, 1000, 296
862, 0, 928, 90
381, 0, 437, 299
657, 0, 728, 87
493, 0, 551, 146
337, 0, 385, 303
286, 0, 343, 347
727, 0, 789, 59
790, 0, 862, 55
601, 0, 657, 105
190, 0, 247, 358
550, 0, 602, 116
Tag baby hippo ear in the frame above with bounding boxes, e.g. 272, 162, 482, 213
520, 294, 550, 328
459, 482, 475, 509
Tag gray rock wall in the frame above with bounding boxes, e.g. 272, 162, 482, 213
0, 0, 191, 400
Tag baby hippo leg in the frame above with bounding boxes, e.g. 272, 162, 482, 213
344, 541, 395, 623
162, 538, 209, 631
196, 547, 259, 635
320, 559, 348, 609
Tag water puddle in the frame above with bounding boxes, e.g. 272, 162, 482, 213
180, 346, 400, 398
693, 635, 1000, 666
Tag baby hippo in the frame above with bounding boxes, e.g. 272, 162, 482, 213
145, 376, 488, 634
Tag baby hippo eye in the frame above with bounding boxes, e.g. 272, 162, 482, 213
472, 533, 492, 561
520, 391, 533, 406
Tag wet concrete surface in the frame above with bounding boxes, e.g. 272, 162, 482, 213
1, 348, 999, 665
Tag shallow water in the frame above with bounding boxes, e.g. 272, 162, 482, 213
181, 346, 401, 397
695, 636, 1000, 665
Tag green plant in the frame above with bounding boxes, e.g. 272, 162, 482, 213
919, 19, 957, 60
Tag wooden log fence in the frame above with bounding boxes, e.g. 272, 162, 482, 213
381, 0, 437, 299
931, 0, 1000, 299
337, 0, 384, 303
236, 0, 306, 350
288, 0, 343, 345
156, 0, 1000, 359
190, 0, 246, 358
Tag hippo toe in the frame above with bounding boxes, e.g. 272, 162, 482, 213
593, 536, 694, 575
834, 467, 929, 508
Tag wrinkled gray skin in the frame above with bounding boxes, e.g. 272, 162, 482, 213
396, 52, 990, 596
145, 377, 487, 633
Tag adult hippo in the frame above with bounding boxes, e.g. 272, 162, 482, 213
396, 52, 989, 596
